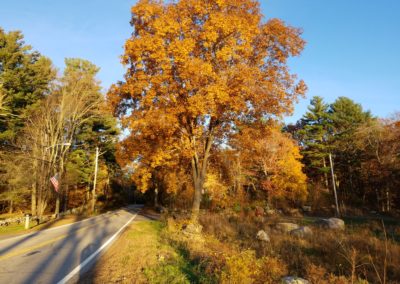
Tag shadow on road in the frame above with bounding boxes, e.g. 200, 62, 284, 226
0, 206, 143, 284
0, 214, 82, 255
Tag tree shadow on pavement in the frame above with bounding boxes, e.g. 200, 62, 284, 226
0, 206, 142, 284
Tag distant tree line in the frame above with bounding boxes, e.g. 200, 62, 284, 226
287, 96, 400, 214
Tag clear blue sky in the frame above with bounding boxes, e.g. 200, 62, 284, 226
1, 0, 399, 122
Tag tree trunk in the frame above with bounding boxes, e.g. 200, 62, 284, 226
375, 188, 380, 212
9, 199, 13, 214
191, 140, 212, 220
322, 157, 329, 190
86, 187, 90, 204
154, 186, 159, 208
55, 154, 67, 216
37, 152, 46, 220
37, 172, 46, 222
191, 172, 204, 221
190, 123, 214, 221
55, 193, 60, 216
64, 185, 69, 212
37, 198, 47, 223
237, 153, 244, 200
37, 191, 42, 220
32, 156, 38, 216
31, 183, 37, 216
386, 188, 390, 212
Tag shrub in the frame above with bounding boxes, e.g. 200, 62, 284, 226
256, 256, 288, 284
221, 250, 258, 284
233, 203, 241, 213
144, 263, 191, 284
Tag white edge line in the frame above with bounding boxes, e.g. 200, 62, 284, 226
0, 205, 142, 244
56, 212, 138, 284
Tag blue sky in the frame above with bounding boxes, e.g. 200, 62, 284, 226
1, 0, 399, 122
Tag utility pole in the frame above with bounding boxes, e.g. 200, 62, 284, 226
329, 153, 340, 216
91, 146, 99, 213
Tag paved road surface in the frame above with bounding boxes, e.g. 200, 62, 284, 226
0, 205, 143, 284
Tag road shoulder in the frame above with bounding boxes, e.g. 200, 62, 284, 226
78, 209, 195, 284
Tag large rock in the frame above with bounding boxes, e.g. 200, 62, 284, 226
275, 222, 299, 233
256, 230, 270, 242
290, 226, 313, 238
265, 208, 276, 215
315, 218, 345, 230
281, 276, 310, 284
182, 222, 204, 243
182, 222, 203, 235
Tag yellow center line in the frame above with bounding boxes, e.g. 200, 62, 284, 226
0, 216, 118, 262
0, 234, 68, 261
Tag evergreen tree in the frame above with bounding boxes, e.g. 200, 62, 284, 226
329, 97, 374, 204
297, 96, 331, 187
0, 28, 55, 143
62, 58, 120, 206
329, 96, 372, 139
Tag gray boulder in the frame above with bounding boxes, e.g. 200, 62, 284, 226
281, 276, 310, 284
256, 230, 270, 242
276, 222, 299, 233
182, 222, 203, 235
265, 209, 276, 215
316, 217, 345, 230
290, 226, 313, 238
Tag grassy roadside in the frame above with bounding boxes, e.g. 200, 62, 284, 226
80, 220, 197, 284
0, 214, 90, 238
0, 203, 118, 238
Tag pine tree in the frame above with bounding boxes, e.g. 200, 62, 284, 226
0, 28, 55, 143
297, 96, 331, 188
329, 97, 374, 203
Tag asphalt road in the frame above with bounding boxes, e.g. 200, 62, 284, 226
0, 205, 143, 284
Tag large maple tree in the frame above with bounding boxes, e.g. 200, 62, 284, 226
109, 0, 306, 219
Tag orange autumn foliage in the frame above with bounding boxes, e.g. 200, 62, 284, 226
233, 124, 308, 203
108, 0, 306, 216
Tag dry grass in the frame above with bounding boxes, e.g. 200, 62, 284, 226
165, 217, 288, 284
81, 220, 196, 284
161, 211, 400, 283
81, 221, 164, 283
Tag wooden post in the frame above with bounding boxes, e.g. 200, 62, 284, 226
329, 153, 340, 216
